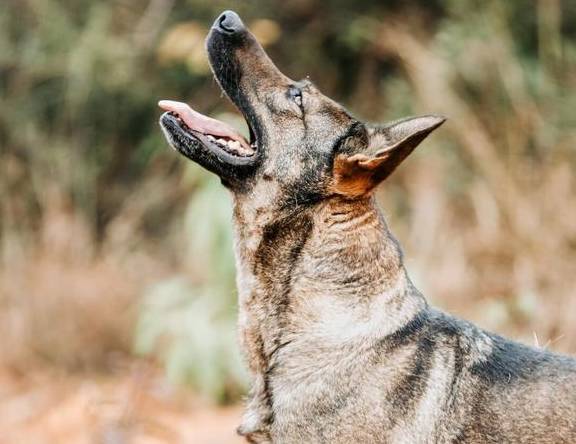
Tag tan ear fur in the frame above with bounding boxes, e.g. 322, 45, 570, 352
331, 115, 445, 198
332, 153, 389, 197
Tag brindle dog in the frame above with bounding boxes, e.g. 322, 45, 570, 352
159, 11, 576, 444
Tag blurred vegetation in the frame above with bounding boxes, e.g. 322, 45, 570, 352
1, 0, 576, 403
135, 172, 248, 402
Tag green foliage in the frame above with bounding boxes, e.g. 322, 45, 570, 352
135, 172, 248, 401
135, 277, 247, 401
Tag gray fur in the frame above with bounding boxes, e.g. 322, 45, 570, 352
160, 11, 576, 443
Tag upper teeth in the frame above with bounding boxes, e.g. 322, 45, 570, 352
176, 125, 254, 156
205, 135, 254, 156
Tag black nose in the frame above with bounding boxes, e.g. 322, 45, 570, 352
214, 10, 245, 34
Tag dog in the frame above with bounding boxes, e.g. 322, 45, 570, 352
159, 10, 576, 443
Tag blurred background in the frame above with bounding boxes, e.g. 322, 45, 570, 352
1, 0, 576, 442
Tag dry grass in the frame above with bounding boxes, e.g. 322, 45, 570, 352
0, 191, 174, 372
0, 255, 134, 371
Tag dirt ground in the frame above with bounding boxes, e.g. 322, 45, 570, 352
0, 367, 244, 444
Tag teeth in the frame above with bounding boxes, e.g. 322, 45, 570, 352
198, 132, 256, 157
165, 111, 256, 155
167, 115, 255, 156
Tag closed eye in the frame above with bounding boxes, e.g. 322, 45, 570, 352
288, 85, 303, 108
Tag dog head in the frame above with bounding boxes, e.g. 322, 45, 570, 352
159, 11, 444, 205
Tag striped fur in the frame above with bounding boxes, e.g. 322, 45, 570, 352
164, 11, 576, 443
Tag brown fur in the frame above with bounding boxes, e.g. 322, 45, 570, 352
160, 11, 576, 443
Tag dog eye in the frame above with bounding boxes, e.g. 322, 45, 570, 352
288, 86, 303, 107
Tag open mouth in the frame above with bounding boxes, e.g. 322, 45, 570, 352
158, 11, 266, 178
158, 99, 257, 164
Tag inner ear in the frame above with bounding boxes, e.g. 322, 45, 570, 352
332, 115, 445, 198
332, 153, 387, 197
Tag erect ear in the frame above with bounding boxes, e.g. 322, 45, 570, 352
332, 115, 445, 198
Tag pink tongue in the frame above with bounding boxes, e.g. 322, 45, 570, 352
158, 100, 250, 149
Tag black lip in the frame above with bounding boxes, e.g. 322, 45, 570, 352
159, 113, 257, 176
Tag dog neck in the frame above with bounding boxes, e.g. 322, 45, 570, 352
232, 192, 427, 373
